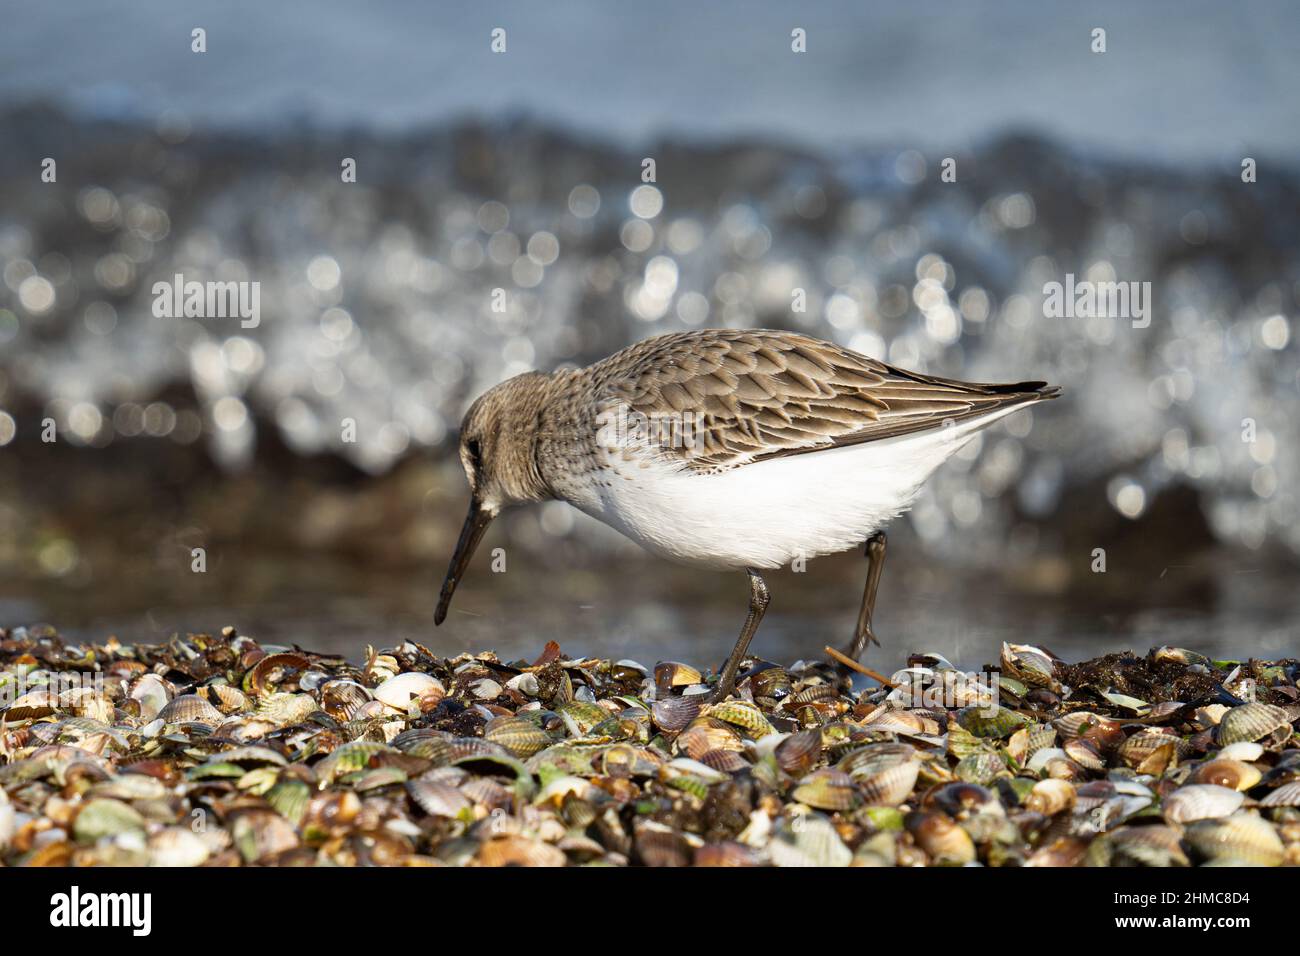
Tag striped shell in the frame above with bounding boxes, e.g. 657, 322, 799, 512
634, 826, 694, 868
483, 715, 551, 758
838, 743, 920, 806
201, 683, 250, 714
1162, 784, 1245, 824
4, 689, 59, 721
1100, 824, 1190, 867
789, 683, 839, 706
1054, 711, 1119, 741
1184, 812, 1285, 866
775, 728, 823, 776
460, 776, 514, 811
557, 701, 610, 737
158, 694, 225, 725
1215, 702, 1292, 746
1117, 728, 1179, 769
1007, 723, 1056, 765
266, 778, 311, 825
245, 652, 312, 697
390, 728, 455, 763
675, 720, 745, 760
215, 744, 287, 767
320, 679, 372, 721
1001, 642, 1058, 689
446, 737, 513, 762
769, 815, 852, 867
1259, 782, 1300, 807
478, 836, 566, 867
703, 700, 775, 738
407, 778, 471, 817
748, 666, 792, 700
862, 708, 940, 736
792, 769, 859, 811
651, 695, 702, 733
1063, 737, 1106, 771
316, 741, 397, 782
698, 748, 750, 774
255, 693, 318, 726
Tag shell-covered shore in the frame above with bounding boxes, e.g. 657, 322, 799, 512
1, 625, 1298, 867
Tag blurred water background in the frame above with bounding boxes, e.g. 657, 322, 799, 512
1, 0, 1298, 670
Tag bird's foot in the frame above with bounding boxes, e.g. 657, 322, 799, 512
705, 677, 736, 705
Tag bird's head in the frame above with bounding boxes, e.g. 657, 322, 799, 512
435, 372, 552, 625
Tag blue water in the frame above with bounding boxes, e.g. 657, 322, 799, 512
2, 0, 1298, 162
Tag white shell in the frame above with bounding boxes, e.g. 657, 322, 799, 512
373, 672, 445, 712
1163, 784, 1244, 824
1259, 782, 1300, 807
506, 672, 540, 696
1111, 779, 1156, 798
130, 674, 172, 721
1216, 741, 1264, 762
1026, 747, 1069, 774
0, 788, 14, 852
148, 826, 211, 867
1185, 812, 1284, 865
769, 815, 852, 867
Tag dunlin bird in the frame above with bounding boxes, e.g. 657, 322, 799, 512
436, 329, 1059, 702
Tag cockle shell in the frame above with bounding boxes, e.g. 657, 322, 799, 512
373, 672, 446, 713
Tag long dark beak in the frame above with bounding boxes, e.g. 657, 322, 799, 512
435, 497, 494, 625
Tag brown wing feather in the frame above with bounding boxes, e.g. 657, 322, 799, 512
590, 329, 1059, 473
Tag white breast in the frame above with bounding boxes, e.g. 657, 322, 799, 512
569, 406, 1022, 570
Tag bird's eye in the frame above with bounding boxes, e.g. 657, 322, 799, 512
465, 438, 482, 469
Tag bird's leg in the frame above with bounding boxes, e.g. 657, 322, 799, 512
708, 569, 770, 704
843, 531, 887, 664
